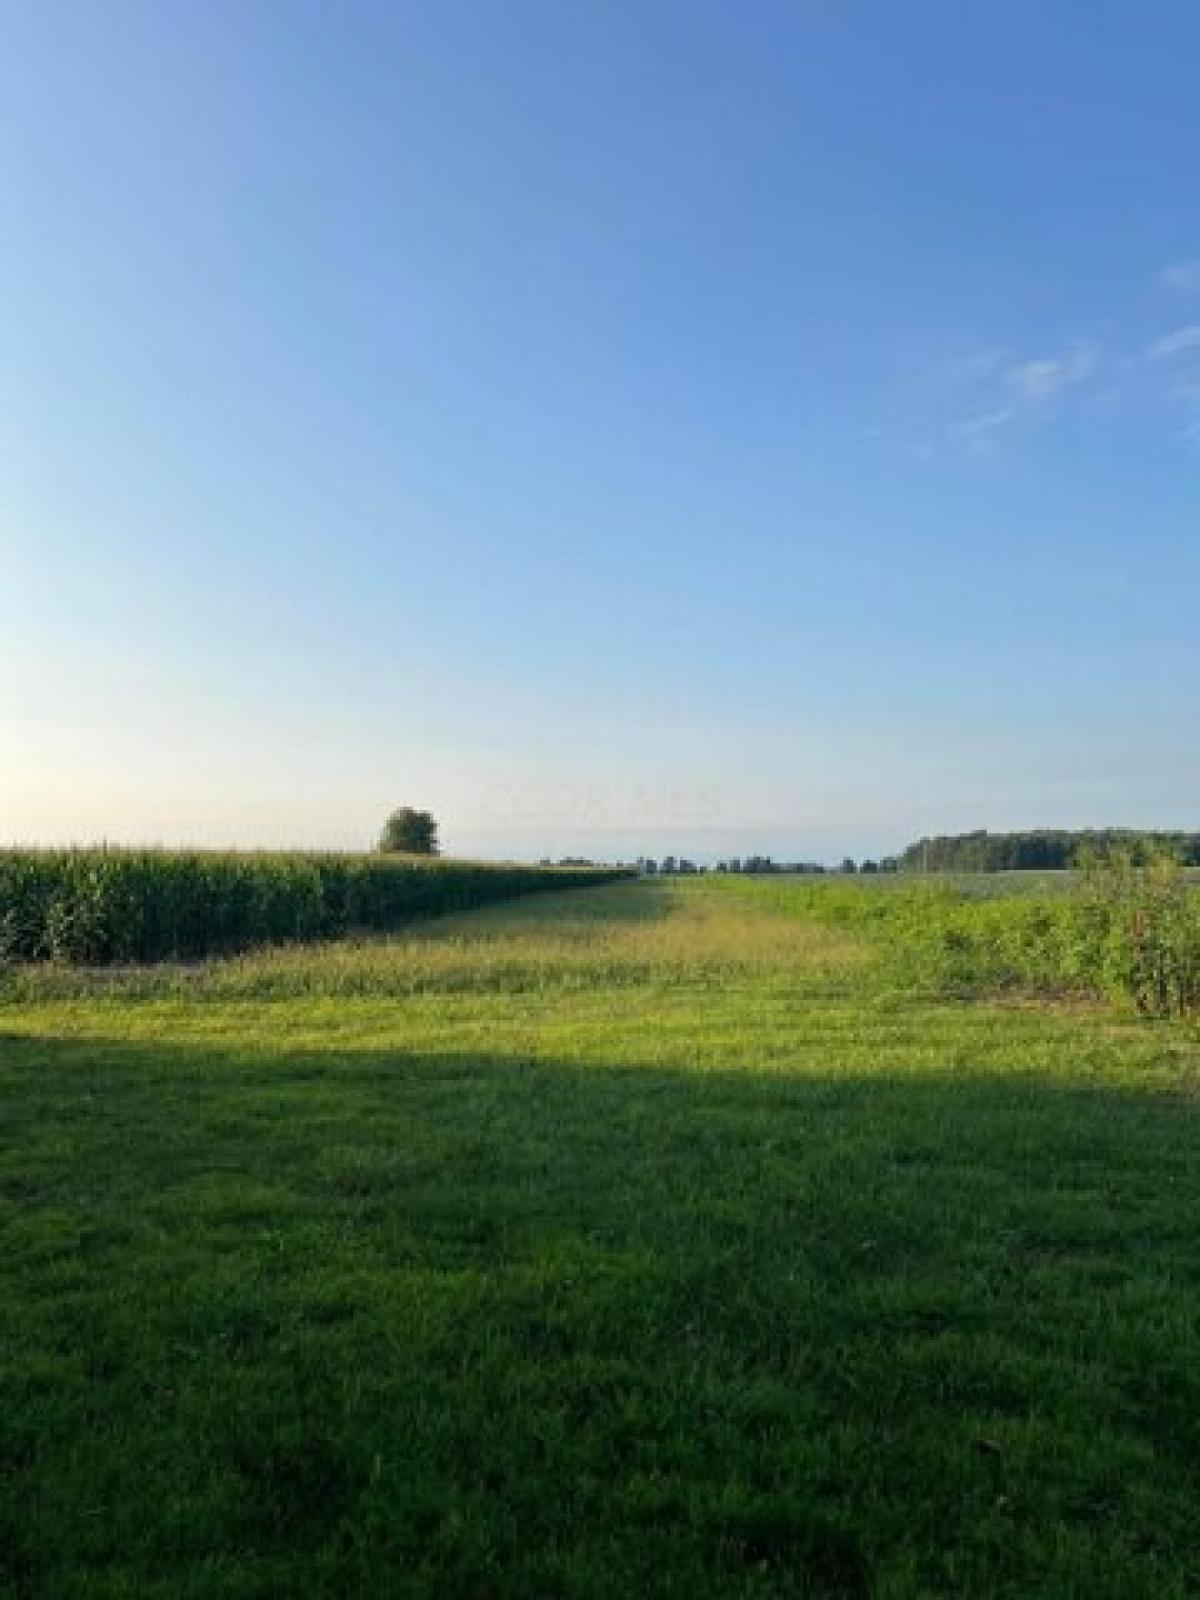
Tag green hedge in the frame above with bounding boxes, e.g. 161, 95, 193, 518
0, 849, 632, 965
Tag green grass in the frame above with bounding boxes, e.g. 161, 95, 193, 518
2, 879, 1199, 1596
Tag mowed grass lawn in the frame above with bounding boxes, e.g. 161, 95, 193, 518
2, 880, 1199, 1598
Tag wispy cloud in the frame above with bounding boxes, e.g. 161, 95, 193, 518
935, 342, 1098, 456
1144, 324, 1200, 361
948, 407, 1014, 442
1162, 259, 1200, 292
890, 262, 1200, 460
1006, 342, 1097, 402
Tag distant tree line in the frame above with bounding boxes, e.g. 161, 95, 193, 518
637, 855, 896, 876
898, 829, 1200, 873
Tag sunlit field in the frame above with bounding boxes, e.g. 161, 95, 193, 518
3, 878, 1199, 1596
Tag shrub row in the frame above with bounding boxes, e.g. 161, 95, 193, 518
0, 849, 632, 965
735, 860, 1200, 1018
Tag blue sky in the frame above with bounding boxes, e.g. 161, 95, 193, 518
3, 1, 1198, 861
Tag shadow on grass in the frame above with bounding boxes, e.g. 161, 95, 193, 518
433, 875, 677, 930
2, 1032, 1199, 1598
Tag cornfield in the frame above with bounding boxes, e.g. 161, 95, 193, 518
0, 848, 631, 965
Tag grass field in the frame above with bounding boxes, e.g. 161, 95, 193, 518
3, 877, 1199, 1597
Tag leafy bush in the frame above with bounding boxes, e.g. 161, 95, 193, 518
1075, 847, 1200, 1018
0, 849, 631, 966
720, 865, 1200, 1018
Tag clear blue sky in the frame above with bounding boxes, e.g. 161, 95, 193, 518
3, 2, 1198, 861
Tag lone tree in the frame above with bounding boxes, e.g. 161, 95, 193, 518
378, 807, 439, 856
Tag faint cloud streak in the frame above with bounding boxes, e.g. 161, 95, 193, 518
948, 407, 1014, 441
1162, 259, 1200, 292
1144, 325, 1200, 361
1007, 342, 1097, 402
